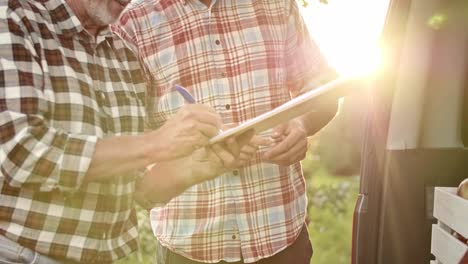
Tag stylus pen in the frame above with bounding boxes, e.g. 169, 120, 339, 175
175, 84, 196, 104
175, 84, 223, 134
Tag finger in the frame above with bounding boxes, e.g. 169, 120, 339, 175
240, 144, 258, 155
184, 103, 217, 114
235, 129, 255, 147
265, 140, 307, 165
271, 134, 285, 144
271, 123, 288, 138
239, 152, 254, 161
196, 122, 222, 138
250, 135, 272, 147
225, 137, 241, 157
211, 144, 236, 168
193, 111, 223, 129
286, 140, 308, 161
264, 135, 296, 159
205, 148, 228, 169
264, 131, 304, 160
278, 149, 307, 166
182, 104, 222, 128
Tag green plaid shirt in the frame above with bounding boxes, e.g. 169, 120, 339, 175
0, 0, 147, 262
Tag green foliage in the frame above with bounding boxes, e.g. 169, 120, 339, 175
303, 158, 359, 264
427, 13, 448, 30
116, 206, 156, 264
299, 0, 328, 8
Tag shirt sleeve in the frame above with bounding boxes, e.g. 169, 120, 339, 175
0, 11, 97, 194
112, 9, 160, 130
285, 1, 338, 97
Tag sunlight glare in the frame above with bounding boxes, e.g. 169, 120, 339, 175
300, 0, 390, 78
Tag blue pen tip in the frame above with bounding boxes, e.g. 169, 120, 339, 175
175, 84, 196, 104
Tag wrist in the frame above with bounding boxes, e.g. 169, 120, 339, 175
136, 161, 191, 205
140, 130, 166, 165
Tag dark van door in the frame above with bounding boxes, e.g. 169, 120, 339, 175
351, 0, 468, 263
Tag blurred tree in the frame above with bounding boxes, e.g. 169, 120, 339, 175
300, 0, 328, 8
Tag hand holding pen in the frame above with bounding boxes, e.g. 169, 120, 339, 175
175, 84, 262, 169
143, 86, 224, 160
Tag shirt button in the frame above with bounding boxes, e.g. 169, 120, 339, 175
220, 72, 226, 77
215, 39, 221, 45
233, 170, 239, 176
225, 104, 231, 110
232, 234, 237, 240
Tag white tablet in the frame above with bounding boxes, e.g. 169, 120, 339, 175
209, 77, 360, 144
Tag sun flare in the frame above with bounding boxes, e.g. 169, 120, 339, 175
299, 0, 390, 78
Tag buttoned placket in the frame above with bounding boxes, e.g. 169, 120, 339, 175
86, 35, 111, 263
226, 170, 242, 258
202, 0, 241, 258
203, 0, 228, 112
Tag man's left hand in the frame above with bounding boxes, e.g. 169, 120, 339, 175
211, 129, 257, 170
263, 118, 309, 166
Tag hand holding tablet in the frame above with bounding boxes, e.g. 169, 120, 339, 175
175, 77, 361, 144
209, 77, 360, 144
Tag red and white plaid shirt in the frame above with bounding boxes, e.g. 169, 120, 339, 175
114, 0, 328, 262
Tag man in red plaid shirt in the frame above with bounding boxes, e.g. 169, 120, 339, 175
114, 0, 338, 263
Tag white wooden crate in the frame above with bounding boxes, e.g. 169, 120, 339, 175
431, 187, 468, 264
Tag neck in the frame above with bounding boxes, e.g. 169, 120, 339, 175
200, 0, 211, 7
65, 0, 101, 36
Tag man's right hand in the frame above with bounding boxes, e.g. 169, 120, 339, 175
144, 104, 222, 162
135, 132, 268, 205
84, 104, 222, 183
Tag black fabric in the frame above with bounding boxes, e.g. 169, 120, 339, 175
164, 224, 313, 264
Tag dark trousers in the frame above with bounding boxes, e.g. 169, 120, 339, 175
164, 224, 313, 264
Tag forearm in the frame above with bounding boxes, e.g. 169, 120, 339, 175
135, 147, 227, 208
298, 101, 338, 136
134, 161, 192, 207
84, 134, 152, 182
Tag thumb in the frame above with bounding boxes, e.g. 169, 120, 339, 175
271, 123, 288, 138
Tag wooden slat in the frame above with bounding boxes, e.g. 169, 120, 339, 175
431, 224, 468, 264
433, 187, 468, 238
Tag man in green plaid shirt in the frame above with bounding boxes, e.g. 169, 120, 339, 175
0, 0, 251, 263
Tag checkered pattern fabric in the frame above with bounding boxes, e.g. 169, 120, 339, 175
0, 0, 147, 262
114, 0, 328, 262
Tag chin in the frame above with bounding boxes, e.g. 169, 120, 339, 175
93, 10, 121, 26
86, 1, 126, 26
